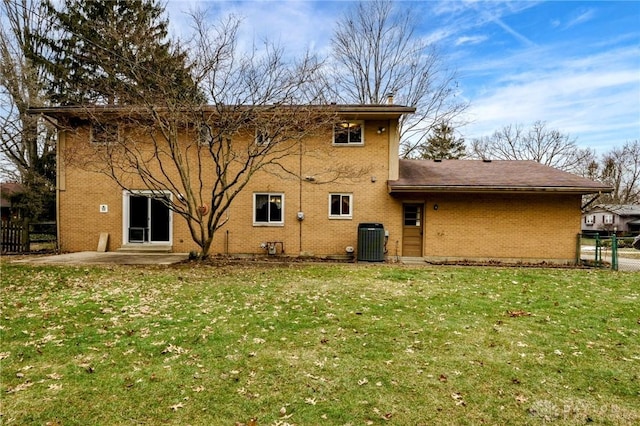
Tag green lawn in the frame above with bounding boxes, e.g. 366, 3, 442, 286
1, 261, 638, 425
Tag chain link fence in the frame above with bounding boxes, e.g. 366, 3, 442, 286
579, 234, 640, 271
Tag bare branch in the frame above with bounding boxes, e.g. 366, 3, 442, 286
330, 0, 468, 158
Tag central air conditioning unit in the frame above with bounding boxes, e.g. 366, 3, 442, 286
357, 223, 385, 262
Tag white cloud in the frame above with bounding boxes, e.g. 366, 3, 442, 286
455, 35, 488, 46
564, 8, 596, 29
167, 0, 338, 57
461, 46, 640, 152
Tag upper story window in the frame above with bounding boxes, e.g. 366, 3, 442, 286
585, 215, 595, 225
603, 214, 614, 225
254, 193, 284, 226
198, 124, 212, 145
255, 129, 272, 146
333, 121, 363, 145
91, 122, 119, 144
329, 193, 352, 219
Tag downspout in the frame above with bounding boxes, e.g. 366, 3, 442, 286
55, 129, 64, 253
299, 138, 303, 254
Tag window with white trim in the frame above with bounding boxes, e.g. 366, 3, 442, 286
604, 214, 614, 225
198, 124, 212, 145
254, 193, 284, 225
329, 193, 352, 218
585, 214, 595, 225
91, 122, 119, 144
333, 121, 363, 145
255, 129, 272, 146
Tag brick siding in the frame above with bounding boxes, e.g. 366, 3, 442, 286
58, 119, 583, 264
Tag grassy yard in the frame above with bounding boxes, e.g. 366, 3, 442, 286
1, 261, 638, 425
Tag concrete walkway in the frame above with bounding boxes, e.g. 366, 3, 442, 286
11, 251, 189, 265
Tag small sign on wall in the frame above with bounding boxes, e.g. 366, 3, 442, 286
99, 204, 108, 213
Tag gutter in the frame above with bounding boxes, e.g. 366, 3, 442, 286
28, 104, 417, 119
388, 184, 614, 195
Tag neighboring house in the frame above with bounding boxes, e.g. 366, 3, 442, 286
0, 182, 24, 221
31, 104, 611, 264
582, 204, 640, 235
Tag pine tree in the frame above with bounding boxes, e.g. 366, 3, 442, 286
420, 122, 466, 160
34, 0, 199, 105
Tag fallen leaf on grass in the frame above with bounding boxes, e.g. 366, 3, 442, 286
507, 310, 531, 317
451, 392, 466, 406
516, 394, 528, 404
6, 382, 33, 393
170, 403, 184, 411
373, 408, 393, 420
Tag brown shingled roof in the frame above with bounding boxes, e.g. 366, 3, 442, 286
1, 182, 25, 209
389, 160, 612, 194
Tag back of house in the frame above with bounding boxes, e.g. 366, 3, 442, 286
32, 104, 611, 265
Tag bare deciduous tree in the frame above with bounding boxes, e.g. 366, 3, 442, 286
596, 140, 640, 204
1, 0, 56, 219
49, 13, 360, 258
470, 121, 593, 173
329, 0, 467, 158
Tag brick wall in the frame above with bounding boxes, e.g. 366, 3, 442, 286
58, 118, 584, 264
419, 193, 581, 263
58, 118, 401, 256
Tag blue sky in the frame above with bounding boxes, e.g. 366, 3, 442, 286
166, 1, 640, 154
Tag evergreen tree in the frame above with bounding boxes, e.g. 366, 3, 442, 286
420, 122, 466, 160
34, 0, 200, 105
1, 0, 57, 221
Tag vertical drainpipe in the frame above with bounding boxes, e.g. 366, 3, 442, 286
55, 127, 64, 253
298, 138, 303, 254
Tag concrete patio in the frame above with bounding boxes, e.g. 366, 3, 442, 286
10, 251, 189, 265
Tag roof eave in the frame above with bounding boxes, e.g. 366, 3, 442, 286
388, 184, 613, 195
28, 104, 417, 120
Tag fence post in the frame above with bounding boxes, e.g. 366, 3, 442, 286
22, 218, 30, 253
611, 234, 618, 271
594, 234, 601, 266
576, 233, 581, 265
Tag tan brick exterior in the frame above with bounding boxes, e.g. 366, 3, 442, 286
57, 113, 584, 264
403, 193, 582, 264
58, 118, 405, 257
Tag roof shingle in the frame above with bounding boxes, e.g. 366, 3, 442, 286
389, 160, 612, 194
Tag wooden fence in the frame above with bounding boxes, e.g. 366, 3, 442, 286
1, 220, 30, 253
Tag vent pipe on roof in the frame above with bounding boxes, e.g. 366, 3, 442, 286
483, 159, 492, 163
386, 92, 394, 105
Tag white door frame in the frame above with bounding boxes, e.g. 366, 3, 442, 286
122, 190, 173, 246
